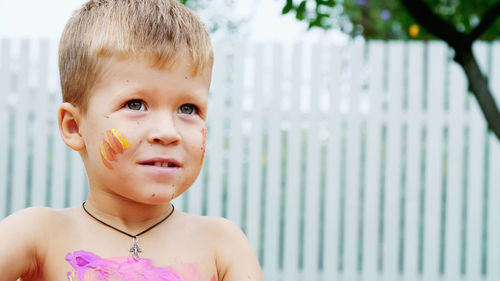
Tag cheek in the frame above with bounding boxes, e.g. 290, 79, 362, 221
98, 128, 131, 170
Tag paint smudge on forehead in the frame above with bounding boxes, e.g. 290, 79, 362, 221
99, 128, 130, 170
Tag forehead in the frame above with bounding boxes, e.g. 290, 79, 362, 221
90, 55, 212, 97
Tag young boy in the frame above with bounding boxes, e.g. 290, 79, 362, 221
0, 0, 263, 280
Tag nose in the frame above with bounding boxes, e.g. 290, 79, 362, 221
147, 112, 181, 145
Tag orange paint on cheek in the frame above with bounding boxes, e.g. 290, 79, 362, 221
112, 128, 130, 148
100, 145, 114, 170
106, 130, 120, 152
200, 127, 207, 165
99, 128, 130, 170
104, 141, 117, 161
111, 134, 124, 153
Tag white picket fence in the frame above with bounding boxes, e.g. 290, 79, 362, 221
1, 38, 499, 281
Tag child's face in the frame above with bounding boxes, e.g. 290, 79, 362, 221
78, 56, 211, 204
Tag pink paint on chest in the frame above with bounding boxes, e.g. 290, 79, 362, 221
66, 251, 184, 281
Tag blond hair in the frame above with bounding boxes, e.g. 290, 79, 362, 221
59, 0, 213, 113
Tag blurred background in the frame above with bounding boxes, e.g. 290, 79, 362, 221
0, 0, 499, 280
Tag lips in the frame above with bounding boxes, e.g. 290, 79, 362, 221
138, 158, 181, 168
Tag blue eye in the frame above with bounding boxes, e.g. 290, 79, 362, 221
126, 100, 146, 111
178, 104, 197, 115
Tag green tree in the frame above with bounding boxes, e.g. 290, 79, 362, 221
280, 0, 500, 140
182, 0, 500, 140
283, 0, 500, 140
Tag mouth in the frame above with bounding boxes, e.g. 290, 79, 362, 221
139, 159, 181, 168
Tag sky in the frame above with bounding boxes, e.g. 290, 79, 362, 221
0, 0, 345, 42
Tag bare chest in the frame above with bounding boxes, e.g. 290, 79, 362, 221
36, 234, 216, 281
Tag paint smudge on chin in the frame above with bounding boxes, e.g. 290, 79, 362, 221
99, 128, 130, 170
152, 193, 156, 197
200, 127, 207, 165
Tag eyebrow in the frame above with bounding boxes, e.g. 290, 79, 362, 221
108, 86, 208, 107
177, 90, 208, 104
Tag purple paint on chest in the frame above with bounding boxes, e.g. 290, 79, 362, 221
66, 250, 185, 281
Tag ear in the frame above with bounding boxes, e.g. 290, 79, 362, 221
58, 102, 85, 151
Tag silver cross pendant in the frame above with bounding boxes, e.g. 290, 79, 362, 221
129, 236, 143, 259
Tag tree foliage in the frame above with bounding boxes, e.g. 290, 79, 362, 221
281, 0, 500, 41
281, 0, 500, 140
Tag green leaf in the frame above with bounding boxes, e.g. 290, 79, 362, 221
317, 0, 335, 8
282, 0, 294, 15
296, 1, 307, 21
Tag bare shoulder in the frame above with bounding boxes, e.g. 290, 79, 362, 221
173, 213, 247, 245
1, 206, 66, 224
0, 206, 73, 235
175, 213, 263, 281
177, 213, 242, 235
0, 207, 73, 280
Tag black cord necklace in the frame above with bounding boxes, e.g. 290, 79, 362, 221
82, 201, 175, 259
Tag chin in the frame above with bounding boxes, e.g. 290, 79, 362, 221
141, 189, 177, 204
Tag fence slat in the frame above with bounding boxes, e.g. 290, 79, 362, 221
465, 43, 488, 281
206, 43, 226, 218
32, 40, 50, 206
283, 44, 302, 281
445, 51, 467, 281
0, 39, 11, 218
246, 44, 264, 255
404, 41, 424, 281
263, 44, 283, 280
422, 42, 446, 280
487, 42, 500, 281
362, 41, 384, 281
343, 42, 363, 281
383, 41, 404, 281
11, 40, 30, 212
303, 43, 322, 281
227, 42, 245, 227
323, 43, 343, 281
